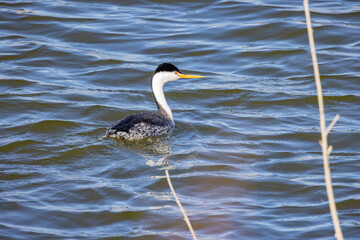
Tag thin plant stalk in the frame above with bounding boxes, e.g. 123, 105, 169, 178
165, 169, 197, 240
303, 0, 344, 239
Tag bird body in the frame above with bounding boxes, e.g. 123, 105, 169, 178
106, 112, 174, 139
106, 63, 204, 140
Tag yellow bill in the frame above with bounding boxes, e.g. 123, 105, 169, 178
178, 73, 205, 78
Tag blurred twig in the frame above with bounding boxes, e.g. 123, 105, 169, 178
165, 169, 197, 240
303, 1, 344, 239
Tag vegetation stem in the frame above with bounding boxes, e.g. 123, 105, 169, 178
303, 1, 344, 239
165, 169, 197, 240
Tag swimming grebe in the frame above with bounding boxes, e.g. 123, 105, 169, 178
105, 63, 204, 140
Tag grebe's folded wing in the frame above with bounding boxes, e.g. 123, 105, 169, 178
107, 112, 170, 133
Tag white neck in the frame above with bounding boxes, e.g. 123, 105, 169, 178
152, 73, 174, 122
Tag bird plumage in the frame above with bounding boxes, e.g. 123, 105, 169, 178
106, 112, 174, 139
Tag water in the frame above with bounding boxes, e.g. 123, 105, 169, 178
1, 0, 359, 239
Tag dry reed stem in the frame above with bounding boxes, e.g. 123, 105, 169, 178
303, 1, 344, 239
165, 169, 197, 240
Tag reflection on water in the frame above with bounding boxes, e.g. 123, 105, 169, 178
110, 137, 173, 167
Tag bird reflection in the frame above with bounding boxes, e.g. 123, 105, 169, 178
111, 136, 173, 167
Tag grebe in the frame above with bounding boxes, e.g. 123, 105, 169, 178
105, 63, 204, 140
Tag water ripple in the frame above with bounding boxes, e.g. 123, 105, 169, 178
1, 0, 359, 239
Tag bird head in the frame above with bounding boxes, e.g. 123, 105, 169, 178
152, 63, 205, 84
